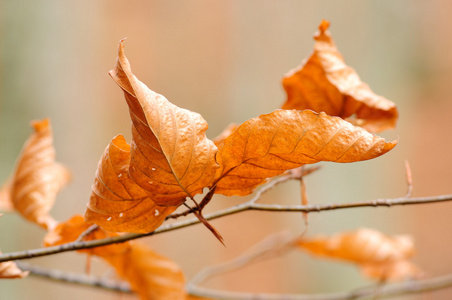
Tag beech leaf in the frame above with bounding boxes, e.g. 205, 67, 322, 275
44, 215, 186, 300
109, 40, 219, 207
1, 119, 70, 229
214, 110, 396, 196
0, 255, 29, 279
296, 228, 421, 281
282, 20, 398, 133
85, 135, 177, 233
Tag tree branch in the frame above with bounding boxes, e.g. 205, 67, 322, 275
187, 272, 452, 300
16, 262, 132, 293
1, 193, 452, 263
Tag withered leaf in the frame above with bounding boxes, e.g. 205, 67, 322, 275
282, 20, 398, 133
1, 119, 70, 229
213, 110, 396, 196
44, 215, 186, 300
0, 255, 29, 279
109, 40, 218, 207
296, 228, 421, 281
85, 135, 177, 233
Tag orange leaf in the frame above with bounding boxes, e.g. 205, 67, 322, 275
44, 215, 186, 300
282, 20, 398, 133
105, 243, 186, 300
214, 110, 396, 196
109, 40, 218, 207
85, 135, 177, 233
296, 228, 421, 281
0, 255, 29, 279
1, 119, 71, 229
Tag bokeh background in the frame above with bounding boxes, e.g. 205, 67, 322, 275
1, 1, 452, 299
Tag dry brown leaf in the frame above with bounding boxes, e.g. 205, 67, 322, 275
296, 228, 421, 281
213, 110, 396, 196
0, 255, 29, 279
44, 215, 186, 299
105, 243, 186, 300
109, 40, 218, 207
85, 135, 177, 233
2, 119, 70, 229
282, 20, 398, 133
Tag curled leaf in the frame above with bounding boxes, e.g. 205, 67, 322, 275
282, 20, 398, 133
0, 255, 29, 279
85, 135, 177, 233
214, 110, 396, 196
296, 228, 421, 281
109, 40, 218, 207
2, 119, 70, 229
44, 215, 186, 300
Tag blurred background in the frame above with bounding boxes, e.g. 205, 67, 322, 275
1, 1, 452, 299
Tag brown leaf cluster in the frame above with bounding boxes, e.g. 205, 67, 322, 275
86, 28, 397, 232
0, 20, 403, 296
296, 228, 421, 281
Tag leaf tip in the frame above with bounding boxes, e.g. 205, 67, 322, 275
319, 19, 330, 32
30, 118, 50, 132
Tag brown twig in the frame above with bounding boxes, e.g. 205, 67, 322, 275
187, 272, 452, 300
17, 261, 132, 293
1, 192, 452, 263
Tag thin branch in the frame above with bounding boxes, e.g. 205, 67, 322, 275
17, 261, 132, 293
187, 272, 452, 300
189, 232, 295, 287
1, 193, 452, 263
16, 259, 452, 300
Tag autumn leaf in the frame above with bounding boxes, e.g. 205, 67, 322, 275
85, 135, 178, 233
296, 228, 421, 281
281, 20, 398, 133
0, 254, 29, 279
109, 40, 218, 207
44, 215, 186, 300
0, 119, 71, 229
213, 110, 396, 196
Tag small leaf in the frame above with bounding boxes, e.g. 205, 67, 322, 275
296, 228, 421, 281
214, 110, 396, 196
85, 135, 177, 233
44, 215, 186, 300
2, 119, 71, 229
109, 40, 219, 207
282, 20, 398, 133
0, 255, 29, 279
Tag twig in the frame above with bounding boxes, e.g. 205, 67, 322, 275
187, 272, 452, 300
1, 193, 452, 263
14, 259, 452, 299
75, 224, 99, 242
16, 261, 132, 293
405, 160, 413, 198
189, 232, 295, 288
